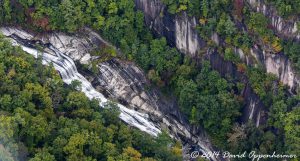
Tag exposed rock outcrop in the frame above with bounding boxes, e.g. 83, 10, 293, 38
1, 27, 221, 161
135, 0, 266, 126
234, 45, 300, 93
206, 50, 267, 125
242, 0, 300, 93
135, 0, 300, 128
246, 0, 300, 40
135, 0, 204, 56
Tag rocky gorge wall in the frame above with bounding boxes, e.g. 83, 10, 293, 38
206, 50, 267, 125
134, 0, 204, 57
238, 45, 300, 93
134, 0, 300, 126
134, 0, 267, 126
246, 0, 300, 40
244, 0, 300, 93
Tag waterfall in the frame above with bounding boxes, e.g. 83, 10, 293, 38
1, 27, 221, 161
3, 35, 161, 137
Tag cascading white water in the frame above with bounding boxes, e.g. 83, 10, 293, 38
5, 37, 161, 137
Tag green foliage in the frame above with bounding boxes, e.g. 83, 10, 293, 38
0, 36, 180, 161
197, 17, 217, 40
246, 12, 283, 54
229, 124, 280, 157
233, 33, 253, 49
284, 107, 300, 155
216, 15, 237, 37
29, 150, 55, 161
162, 0, 232, 18
149, 38, 181, 76
161, 0, 188, 14
246, 67, 278, 105
0, 0, 12, 23
173, 61, 241, 148
224, 48, 240, 64
266, 0, 300, 17
248, 13, 268, 33
1, 0, 299, 158
201, 0, 208, 18
135, 38, 181, 85
284, 41, 300, 72
59, 0, 85, 32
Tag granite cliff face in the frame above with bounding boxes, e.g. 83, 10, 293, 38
244, 0, 300, 93
239, 45, 300, 93
1, 27, 221, 161
135, 0, 267, 126
206, 50, 267, 126
134, 0, 204, 57
246, 0, 300, 40
134, 0, 300, 126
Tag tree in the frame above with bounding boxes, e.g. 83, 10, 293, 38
149, 38, 181, 79
3, 0, 12, 22
0, 94, 12, 111
224, 18, 236, 36
70, 80, 82, 91
268, 100, 287, 129
248, 13, 269, 36
63, 132, 89, 161
227, 124, 246, 149
284, 107, 300, 155
59, 0, 83, 32
202, 0, 209, 18
119, 147, 142, 161
65, 92, 90, 111
135, 11, 144, 34
25, 83, 52, 109
29, 150, 55, 161
25, 115, 52, 146
187, 0, 201, 16
116, 125, 133, 149
217, 15, 236, 37
0, 115, 19, 158
189, 106, 198, 125
93, 15, 105, 30
108, 2, 118, 15
177, 79, 198, 115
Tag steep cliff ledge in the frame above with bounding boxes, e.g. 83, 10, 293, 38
246, 0, 300, 40
135, 0, 300, 91
243, 0, 300, 92
134, 0, 266, 126
134, 0, 205, 57
238, 45, 300, 93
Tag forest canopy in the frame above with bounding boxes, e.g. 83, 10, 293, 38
0, 35, 182, 161
0, 0, 300, 160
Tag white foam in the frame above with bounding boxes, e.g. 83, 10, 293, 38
8, 38, 161, 136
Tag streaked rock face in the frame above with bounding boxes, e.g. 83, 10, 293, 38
1, 27, 220, 161
134, 0, 203, 56
244, 0, 300, 93
237, 44, 300, 93
175, 12, 201, 56
260, 49, 299, 93
135, 0, 300, 92
247, 0, 300, 40
134, 0, 300, 129
134, 0, 266, 126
